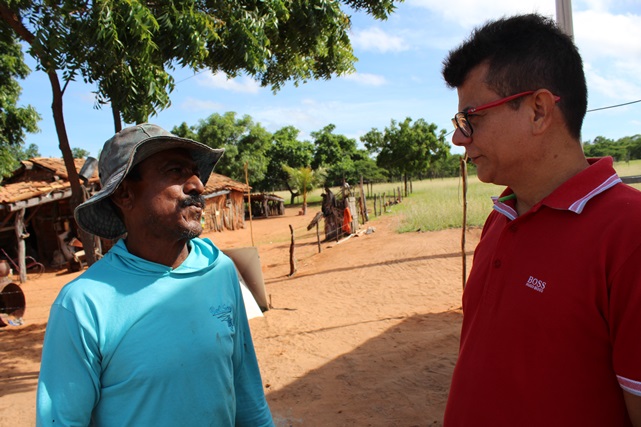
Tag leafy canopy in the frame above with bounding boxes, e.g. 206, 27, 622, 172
0, 23, 40, 147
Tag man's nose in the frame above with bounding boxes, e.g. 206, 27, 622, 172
185, 173, 205, 195
451, 128, 472, 146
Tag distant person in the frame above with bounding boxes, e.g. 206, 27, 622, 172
36, 124, 274, 426
442, 14, 641, 426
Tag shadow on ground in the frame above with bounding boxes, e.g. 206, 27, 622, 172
267, 310, 461, 427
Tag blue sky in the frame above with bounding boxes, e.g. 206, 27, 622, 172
17, 0, 641, 159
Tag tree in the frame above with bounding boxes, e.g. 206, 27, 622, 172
172, 112, 271, 184
622, 135, 641, 160
362, 118, 450, 194
0, 142, 39, 180
0, 23, 40, 150
583, 135, 634, 162
72, 147, 90, 159
311, 124, 362, 186
353, 157, 388, 183
282, 166, 325, 215
258, 126, 314, 201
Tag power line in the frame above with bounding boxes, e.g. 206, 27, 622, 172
587, 99, 641, 113
175, 70, 207, 85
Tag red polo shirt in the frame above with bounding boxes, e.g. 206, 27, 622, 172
444, 157, 641, 426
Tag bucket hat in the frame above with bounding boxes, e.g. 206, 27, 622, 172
74, 123, 224, 239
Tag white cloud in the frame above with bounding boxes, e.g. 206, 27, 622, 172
77, 92, 98, 104
341, 73, 387, 86
406, 0, 554, 29
179, 97, 223, 112
196, 72, 261, 94
575, 10, 641, 102
351, 27, 409, 53
575, 10, 641, 60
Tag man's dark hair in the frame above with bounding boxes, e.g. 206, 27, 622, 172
442, 14, 587, 139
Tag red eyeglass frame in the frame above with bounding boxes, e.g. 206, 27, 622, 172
452, 90, 561, 137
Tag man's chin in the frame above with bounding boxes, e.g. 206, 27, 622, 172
181, 223, 203, 240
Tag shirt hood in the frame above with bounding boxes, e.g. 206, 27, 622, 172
103, 237, 221, 276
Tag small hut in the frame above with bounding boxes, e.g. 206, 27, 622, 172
247, 193, 285, 218
0, 158, 100, 278
201, 173, 251, 233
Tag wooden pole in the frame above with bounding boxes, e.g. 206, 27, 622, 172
373, 195, 377, 218
244, 162, 254, 247
359, 175, 369, 223
288, 224, 297, 276
316, 222, 321, 253
14, 209, 26, 283
460, 156, 469, 290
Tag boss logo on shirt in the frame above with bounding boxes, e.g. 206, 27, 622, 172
210, 305, 234, 332
525, 276, 546, 293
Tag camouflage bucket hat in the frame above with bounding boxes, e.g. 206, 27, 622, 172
74, 123, 224, 239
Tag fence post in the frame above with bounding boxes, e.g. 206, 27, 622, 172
288, 224, 297, 277
373, 194, 378, 217
360, 175, 369, 223
316, 222, 321, 253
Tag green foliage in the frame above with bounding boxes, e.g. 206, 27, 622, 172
282, 165, 326, 212
0, 24, 40, 146
4, 0, 400, 125
72, 147, 90, 159
172, 112, 271, 184
283, 165, 325, 194
0, 143, 40, 180
361, 117, 450, 181
583, 135, 641, 162
311, 123, 368, 185
258, 126, 314, 192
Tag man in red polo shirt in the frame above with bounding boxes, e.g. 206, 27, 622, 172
441, 14, 641, 426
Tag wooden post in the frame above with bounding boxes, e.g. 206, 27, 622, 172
373, 195, 377, 218
461, 156, 469, 290
316, 222, 321, 253
288, 224, 297, 277
244, 163, 254, 246
15, 209, 27, 283
359, 175, 369, 223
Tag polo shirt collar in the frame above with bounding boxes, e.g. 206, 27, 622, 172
492, 157, 622, 220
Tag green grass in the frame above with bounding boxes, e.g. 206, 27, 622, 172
271, 158, 641, 234
392, 177, 501, 232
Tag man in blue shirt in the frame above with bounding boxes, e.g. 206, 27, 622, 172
37, 124, 274, 426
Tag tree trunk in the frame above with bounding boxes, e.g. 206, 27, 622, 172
48, 71, 97, 266
302, 190, 307, 215
112, 104, 122, 133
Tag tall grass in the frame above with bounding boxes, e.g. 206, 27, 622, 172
271, 159, 641, 234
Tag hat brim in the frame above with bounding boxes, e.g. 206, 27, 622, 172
74, 136, 224, 239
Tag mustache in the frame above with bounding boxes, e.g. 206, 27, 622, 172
180, 194, 205, 209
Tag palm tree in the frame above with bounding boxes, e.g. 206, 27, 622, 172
282, 166, 325, 215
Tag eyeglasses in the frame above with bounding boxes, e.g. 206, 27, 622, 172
451, 91, 561, 138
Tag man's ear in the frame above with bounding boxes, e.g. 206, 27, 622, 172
110, 181, 134, 213
530, 90, 557, 136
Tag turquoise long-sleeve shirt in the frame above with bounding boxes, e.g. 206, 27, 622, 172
37, 237, 273, 427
